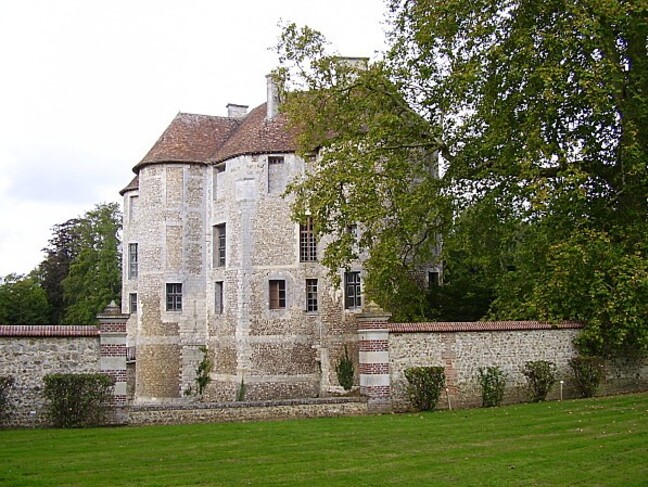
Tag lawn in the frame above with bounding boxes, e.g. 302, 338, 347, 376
1, 393, 646, 486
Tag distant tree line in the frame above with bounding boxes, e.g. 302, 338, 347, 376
0, 202, 122, 325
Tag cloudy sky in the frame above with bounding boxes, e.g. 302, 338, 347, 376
0, 0, 387, 276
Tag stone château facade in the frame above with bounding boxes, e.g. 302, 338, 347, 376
121, 77, 368, 404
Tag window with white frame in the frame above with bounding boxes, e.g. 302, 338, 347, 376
344, 271, 361, 310
299, 218, 317, 262
213, 224, 226, 267
129, 293, 137, 313
128, 243, 138, 279
306, 279, 318, 312
269, 280, 286, 309
166, 283, 182, 311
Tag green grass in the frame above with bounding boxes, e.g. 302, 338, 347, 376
1, 393, 647, 486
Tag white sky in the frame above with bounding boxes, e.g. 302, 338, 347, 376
0, 0, 388, 276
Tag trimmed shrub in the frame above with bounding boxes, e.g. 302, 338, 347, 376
43, 373, 113, 428
0, 376, 15, 422
336, 346, 354, 391
569, 356, 605, 398
521, 360, 557, 402
404, 366, 446, 411
478, 366, 507, 407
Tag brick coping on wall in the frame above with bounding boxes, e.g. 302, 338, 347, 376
0, 325, 100, 337
130, 397, 366, 412
359, 321, 583, 332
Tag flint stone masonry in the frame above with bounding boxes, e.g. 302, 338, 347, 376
0, 305, 128, 428
357, 320, 648, 411
127, 397, 367, 425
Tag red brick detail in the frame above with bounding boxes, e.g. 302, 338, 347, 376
358, 340, 389, 352
387, 321, 583, 333
100, 344, 127, 356
103, 370, 127, 382
362, 385, 390, 398
100, 322, 127, 333
0, 325, 99, 337
359, 363, 389, 374
108, 395, 128, 407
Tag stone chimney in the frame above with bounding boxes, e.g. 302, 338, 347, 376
227, 103, 248, 118
266, 74, 280, 121
336, 56, 369, 70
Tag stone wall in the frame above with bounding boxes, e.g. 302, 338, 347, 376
358, 320, 648, 411
0, 326, 100, 427
128, 397, 367, 425
0, 305, 128, 427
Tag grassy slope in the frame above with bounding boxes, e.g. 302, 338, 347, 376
0, 393, 646, 486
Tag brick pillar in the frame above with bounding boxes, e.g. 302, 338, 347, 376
98, 301, 128, 424
357, 302, 392, 412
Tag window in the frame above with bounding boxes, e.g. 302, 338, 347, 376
306, 279, 318, 312
215, 281, 224, 314
129, 293, 137, 313
269, 280, 286, 309
428, 271, 440, 286
166, 283, 182, 311
299, 218, 317, 262
129, 195, 139, 221
213, 164, 226, 200
128, 243, 138, 279
268, 156, 285, 194
344, 271, 362, 309
213, 224, 226, 267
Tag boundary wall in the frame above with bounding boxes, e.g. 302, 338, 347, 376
358, 314, 648, 411
0, 303, 128, 427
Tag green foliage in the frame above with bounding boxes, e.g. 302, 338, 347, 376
0, 273, 50, 324
38, 218, 83, 324
335, 346, 354, 391
569, 356, 605, 399
42, 373, 113, 428
275, 25, 452, 321
195, 346, 213, 396
236, 377, 246, 402
521, 361, 557, 403
477, 366, 507, 408
275, 0, 648, 353
62, 202, 122, 324
0, 376, 15, 422
404, 366, 446, 411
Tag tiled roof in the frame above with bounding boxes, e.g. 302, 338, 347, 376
121, 103, 299, 193
119, 175, 139, 195
356, 321, 583, 332
212, 103, 298, 162
0, 325, 99, 337
134, 113, 240, 171
386, 321, 583, 333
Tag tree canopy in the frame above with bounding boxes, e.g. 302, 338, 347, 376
6, 202, 124, 326
274, 0, 647, 356
0, 273, 50, 324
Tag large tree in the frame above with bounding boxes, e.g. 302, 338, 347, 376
61, 202, 122, 324
275, 0, 647, 355
39, 218, 83, 324
0, 273, 50, 324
